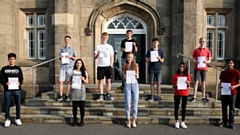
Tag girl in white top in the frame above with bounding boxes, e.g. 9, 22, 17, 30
69, 59, 88, 127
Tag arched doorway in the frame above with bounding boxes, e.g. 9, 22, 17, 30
103, 14, 147, 83
84, 0, 165, 84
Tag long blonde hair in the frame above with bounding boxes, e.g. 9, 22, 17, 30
124, 53, 137, 74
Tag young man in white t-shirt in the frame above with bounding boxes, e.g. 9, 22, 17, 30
94, 32, 114, 101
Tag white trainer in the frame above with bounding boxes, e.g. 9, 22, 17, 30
180, 122, 187, 129
4, 119, 11, 127
175, 122, 180, 129
127, 122, 131, 128
132, 121, 137, 128
15, 119, 22, 126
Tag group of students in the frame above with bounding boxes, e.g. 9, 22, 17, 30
1, 32, 240, 129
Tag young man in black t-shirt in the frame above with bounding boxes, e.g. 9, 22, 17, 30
119, 30, 138, 89
0, 53, 23, 127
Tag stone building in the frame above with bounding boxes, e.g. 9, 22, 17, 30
0, 0, 240, 98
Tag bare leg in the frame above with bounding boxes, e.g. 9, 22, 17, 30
66, 82, 71, 96
157, 82, 161, 97
59, 81, 63, 96
201, 81, 206, 98
98, 79, 104, 94
106, 78, 111, 93
150, 83, 154, 96
193, 81, 199, 98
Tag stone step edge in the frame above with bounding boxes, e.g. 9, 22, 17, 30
11, 106, 238, 111
0, 114, 239, 124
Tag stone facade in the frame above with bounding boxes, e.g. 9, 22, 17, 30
0, 0, 239, 98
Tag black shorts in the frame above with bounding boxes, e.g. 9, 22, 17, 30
194, 70, 207, 81
97, 66, 113, 80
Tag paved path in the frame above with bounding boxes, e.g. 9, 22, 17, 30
0, 123, 239, 135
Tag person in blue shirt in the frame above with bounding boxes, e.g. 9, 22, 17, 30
57, 35, 77, 101
146, 38, 164, 102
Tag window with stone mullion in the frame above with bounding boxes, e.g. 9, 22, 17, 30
206, 13, 226, 61
26, 14, 46, 60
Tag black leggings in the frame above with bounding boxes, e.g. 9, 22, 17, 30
174, 95, 188, 121
72, 101, 85, 121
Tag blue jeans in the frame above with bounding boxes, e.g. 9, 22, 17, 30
121, 58, 125, 86
149, 69, 162, 83
124, 83, 139, 119
4, 90, 21, 119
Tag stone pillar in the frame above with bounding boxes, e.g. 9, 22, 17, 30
236, 0, 240, 69
170, 0, 184, 77
49, 0, 81, 84
0, 0, 15, 68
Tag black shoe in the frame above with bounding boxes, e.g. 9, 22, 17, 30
56, 95, 63, 101
202, 98, 209, 102
229, 124, 235, 129
72, 118, 77, 127
148, 95, 154, 102
118, 85, 124, 90
190, 97, 196, 102
96, 95, 104, 101
219, 122, 227, 128
79, 121, 84, 127
156, 96, 162, 102
65, 95, 70, 101
105, 93, 112, 100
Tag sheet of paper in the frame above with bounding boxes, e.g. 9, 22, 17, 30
150, 51, 159, 62
197, 56, 206, 68
177, 77, 187, 90
72, 76, 82, 89
221, 83, 231, 95
126, 70, 136, 84
8, 77, 19, 90
61, 52, 70, 64
125, 42, 133, 52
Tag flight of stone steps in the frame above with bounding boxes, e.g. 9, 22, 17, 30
1, 84, 240, 125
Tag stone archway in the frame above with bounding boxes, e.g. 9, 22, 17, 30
85, 1, 165, 36
85, 0, 165, 83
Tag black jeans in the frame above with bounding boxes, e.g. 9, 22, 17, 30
174, 95, 188, 121
221, 95, 236, 125
72, 101, 85, 121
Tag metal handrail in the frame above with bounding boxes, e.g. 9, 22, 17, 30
22, 57, 59, 99
177, 53, 224, 101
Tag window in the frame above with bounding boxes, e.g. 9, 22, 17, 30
207, 30, 214, 59
26, 13, 46, 60
206, 13, 227, 60
207, 15, 214, 26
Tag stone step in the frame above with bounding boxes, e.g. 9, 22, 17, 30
1, 114, 240, 125
42, 91, 209, 100
26, 98, 221, 108
10, 106, 240, 117
53, 84, 196, 94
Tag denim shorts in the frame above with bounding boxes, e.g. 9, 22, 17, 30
149, 69, 162, 83
59, 68, 72, 82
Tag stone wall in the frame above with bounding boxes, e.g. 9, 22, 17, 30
0, 0, 15, 68
170, 0, 184, 78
